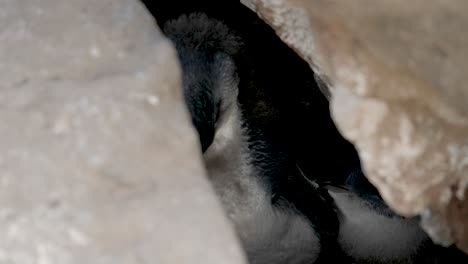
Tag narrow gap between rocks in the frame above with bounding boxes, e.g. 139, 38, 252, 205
138, 0, 468, 262
141, 0, 363, 191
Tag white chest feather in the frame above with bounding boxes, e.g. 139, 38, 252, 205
330, 191, 428, 263
203, 105, 320, 264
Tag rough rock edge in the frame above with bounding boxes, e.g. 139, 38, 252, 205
0, 0, 248, 262
241, 0, 468, 253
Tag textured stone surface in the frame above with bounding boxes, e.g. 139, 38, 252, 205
243, 0, 468, 252
0, 0, 246, 263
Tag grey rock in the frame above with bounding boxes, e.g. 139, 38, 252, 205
0, 0, 246, 263
243, 0, 468, 253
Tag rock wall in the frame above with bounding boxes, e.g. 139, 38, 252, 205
0, 0, 246, 263
242, 0, 468, 253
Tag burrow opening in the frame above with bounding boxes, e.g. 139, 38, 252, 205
139, 0, 468, 262
142, 0, 363, 189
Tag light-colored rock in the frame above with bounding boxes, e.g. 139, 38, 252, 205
0, 0, 246, 263
243, 0, 468, 252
